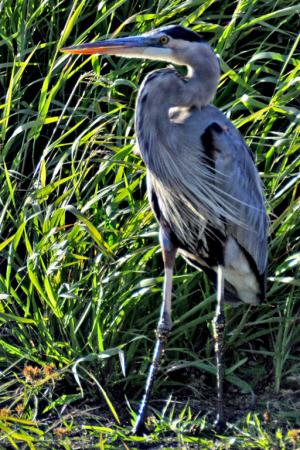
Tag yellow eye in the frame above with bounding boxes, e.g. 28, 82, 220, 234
160, 35, 169, 45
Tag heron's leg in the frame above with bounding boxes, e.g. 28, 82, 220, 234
133, 228, 177, 435
213, 265, 225, 431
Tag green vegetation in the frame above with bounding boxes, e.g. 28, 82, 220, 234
0, 0, 299, 448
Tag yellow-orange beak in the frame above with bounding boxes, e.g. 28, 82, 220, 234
61, 36, 151, 56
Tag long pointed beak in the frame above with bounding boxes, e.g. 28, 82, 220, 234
61, 36, 149, 56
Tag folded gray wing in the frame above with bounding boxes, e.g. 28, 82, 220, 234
210, 121, 268, 275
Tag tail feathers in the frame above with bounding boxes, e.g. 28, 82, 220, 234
224, 281, 261, 306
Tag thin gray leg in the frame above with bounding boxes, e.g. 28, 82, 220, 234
133, 228, 177, 435
213, 265, 225, 431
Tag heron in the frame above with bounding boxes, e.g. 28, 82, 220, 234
62, 25, 268, 434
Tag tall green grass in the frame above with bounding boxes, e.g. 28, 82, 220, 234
0, 0, 299, 447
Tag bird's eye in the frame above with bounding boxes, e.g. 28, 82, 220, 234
160, 35, 169, 45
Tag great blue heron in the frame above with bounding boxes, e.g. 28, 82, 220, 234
62, 25, 268, 434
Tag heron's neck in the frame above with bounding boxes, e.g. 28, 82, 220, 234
182, 62, 219, 108
135, 61, 219, 165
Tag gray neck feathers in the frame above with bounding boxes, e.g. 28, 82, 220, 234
135, 50, 220, 167
134, 63, 242, 234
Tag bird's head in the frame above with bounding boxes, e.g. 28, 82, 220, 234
61, 25, 218, 72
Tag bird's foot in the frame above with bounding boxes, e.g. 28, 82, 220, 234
214, 414, 226, 434
132, 417, 149, 436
